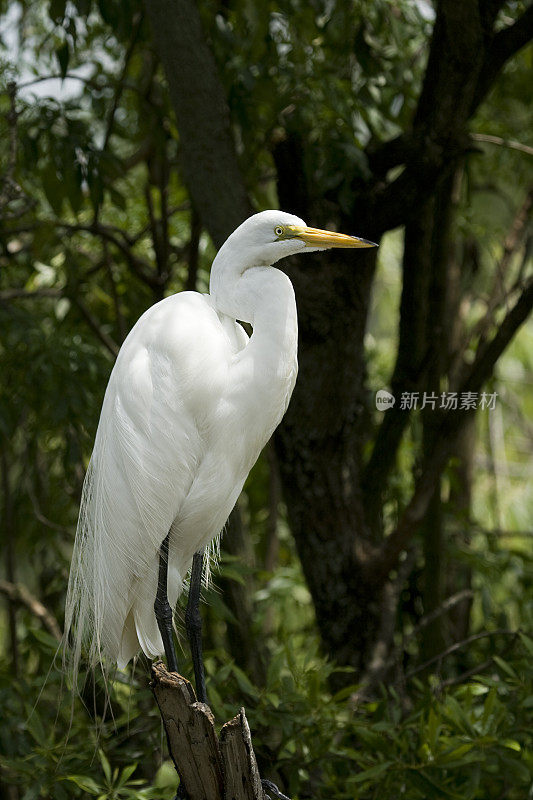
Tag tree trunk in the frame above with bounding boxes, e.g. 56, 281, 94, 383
275, 248, 381, 676
151, 662, 264, 800
146, 0, 533, 682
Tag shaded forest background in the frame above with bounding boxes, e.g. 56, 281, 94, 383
1, 0, 532, 798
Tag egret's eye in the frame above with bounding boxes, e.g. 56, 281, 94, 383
274, 226, 284, 237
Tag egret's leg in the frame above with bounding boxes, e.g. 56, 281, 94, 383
154, 532, 179, 673
185, 550, 207, 703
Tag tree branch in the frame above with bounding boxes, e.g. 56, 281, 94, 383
473, 5, 533, 109
470, 133, 533, 157
0, 288, 62, 301
405, 628, 518, 679
92, 12, 144, 226
144, 0, 252, 247
151, 662, 268, 800
71, 296, 119, 357
367, 276, 533, 584
0, 579, 62, 641
4, 219, 164, 290
448, 188, 533, 381
361, 198, 435, 514
359, 3, 532, 235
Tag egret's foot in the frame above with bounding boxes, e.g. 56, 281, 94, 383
261, 778, 292, 800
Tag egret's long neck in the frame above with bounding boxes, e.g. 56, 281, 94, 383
210, 250, 298, 374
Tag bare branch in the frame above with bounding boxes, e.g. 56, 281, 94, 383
471, 133, 533, 157
92, 12, 144, 227
0, 579, 62, 641
0, 288, 62, 301
103, 13, 143, 154
4, 219, 164, 289
362, 198, 435, 511
71, 296, 119, 357
368, 276, 533, 584
405, 628, 518, 679
437, 658, 493, 689
449, 188, 533, 382
360, 4, 533, 235
474, 5, 533, 109
151, 662, 273, 800
103, 242, 127, 343
404, 589, 475, 645
1, 282, 119, 357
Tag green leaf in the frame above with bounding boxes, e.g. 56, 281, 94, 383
427, 707, 440, 751
481, 687, 498, 731
519, 631, 533, 656
352, 760, 393, 783
118, 763, 137, 786
492, 655, 517, 678
65, 775, 101, 794
99, 749, 112, 784
230, 664, 259, 699
437, 743, 477, 764
409, 771, 463, 799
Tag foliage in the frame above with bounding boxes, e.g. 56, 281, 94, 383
0, 0, 531, 797
1, 606, 532, 798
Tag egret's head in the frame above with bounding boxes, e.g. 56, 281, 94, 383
223, 210, 377, 268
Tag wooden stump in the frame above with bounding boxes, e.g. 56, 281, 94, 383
151, 661, 264, 800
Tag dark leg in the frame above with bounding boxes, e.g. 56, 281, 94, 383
185, 549, 207, 703
155, 532, 179, 673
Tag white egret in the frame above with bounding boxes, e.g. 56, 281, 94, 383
64, 210, 376, 701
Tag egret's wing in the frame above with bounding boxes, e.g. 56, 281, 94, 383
64, 293, 233, 679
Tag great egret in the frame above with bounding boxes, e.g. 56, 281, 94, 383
64, 210, 376, 701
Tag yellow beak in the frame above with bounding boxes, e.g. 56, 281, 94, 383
288, 225, 378, 249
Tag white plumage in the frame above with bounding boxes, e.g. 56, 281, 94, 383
64, 210, 374, 682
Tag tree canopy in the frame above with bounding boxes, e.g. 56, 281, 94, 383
1, 1, 532, 798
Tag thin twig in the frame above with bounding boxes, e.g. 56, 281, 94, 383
4, 219, 163, 289
92, 12, 144, 227
103, 240, 127, 343
0, 288, 62, 300
71, 296, 119, 357
471, 133, 533, 157
403, 589, 474, 645
405, 629, 518, 679
437, 658, 494, 689
0, 579, 62, 641
25, 476, 73, 536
